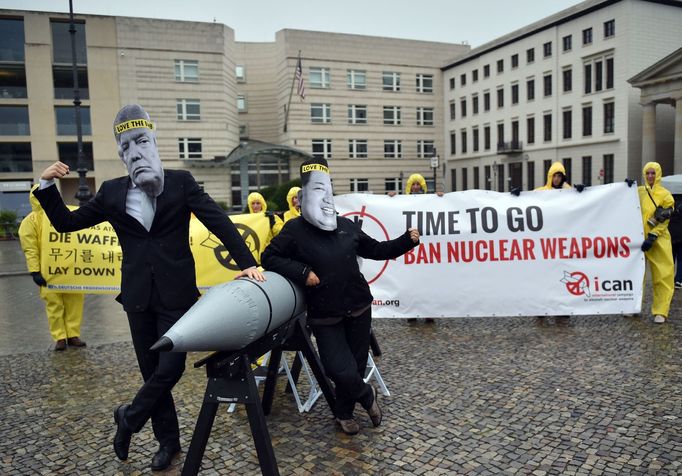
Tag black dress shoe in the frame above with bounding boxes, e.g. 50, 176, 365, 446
151, 444, 181, 471
113, 404, 132, 460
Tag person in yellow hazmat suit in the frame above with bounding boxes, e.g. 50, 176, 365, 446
247, 191, 284, 240
18, 185, 86, 351
535, 162, 572, 191
283, 186, 301, 223
638, 162, 675, 324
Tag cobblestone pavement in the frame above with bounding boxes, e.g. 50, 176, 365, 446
1, 241, 681, 475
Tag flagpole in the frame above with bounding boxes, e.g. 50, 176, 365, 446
283, 50, 301, 133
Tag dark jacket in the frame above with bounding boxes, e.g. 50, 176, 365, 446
670, 194, 682, 245
261, 216, 417, 320
33, 169, 257, 312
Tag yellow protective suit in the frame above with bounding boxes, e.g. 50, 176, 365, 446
18, 186, 85, 341
283, 187, 301, 222
405, 174, 427, 195
638, 162, 675, 318
247, 192, 283, 237
535, 162, 572, 191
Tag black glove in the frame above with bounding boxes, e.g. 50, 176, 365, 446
625, 178, 636, 188
31, 272, 47, 286
641, 233, 657, 252
574, 184, 586, 193
510, 186, 521, 197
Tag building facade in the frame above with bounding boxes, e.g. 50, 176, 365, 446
442, 0, 682, 193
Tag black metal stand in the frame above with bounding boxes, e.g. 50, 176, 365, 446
181, 314, 335, 476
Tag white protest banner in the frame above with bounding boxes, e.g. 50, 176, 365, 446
334, 183, 645, 318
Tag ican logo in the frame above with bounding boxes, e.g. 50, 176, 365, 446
560, 270, 633, 297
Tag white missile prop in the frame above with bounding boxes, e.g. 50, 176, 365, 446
150, 271, 306, 352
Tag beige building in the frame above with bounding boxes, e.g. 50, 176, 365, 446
0, 9, 468, 215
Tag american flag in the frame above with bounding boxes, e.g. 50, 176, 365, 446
295, 57, 306, 100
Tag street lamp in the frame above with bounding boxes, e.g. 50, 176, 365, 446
68, 0, 92, 205
430, 147, 439, 193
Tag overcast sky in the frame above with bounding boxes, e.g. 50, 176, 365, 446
3, 0, 580, 46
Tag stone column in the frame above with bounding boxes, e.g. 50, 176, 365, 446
642, 102, 657, 167
673, 97, 682, 174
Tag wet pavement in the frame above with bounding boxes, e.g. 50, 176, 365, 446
0, 239, 681, 475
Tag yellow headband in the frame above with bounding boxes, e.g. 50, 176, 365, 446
114, 119, 154, 135
301, 164, 329, 174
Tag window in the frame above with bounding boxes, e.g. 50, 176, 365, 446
239, 124, 248, 138
0, 18, 25, 62
603, 154, 614, 183
383, 106, 401, 125
417, 107, 434, 126
543, 113, 552, 142
417, 140, 435, 158
350, 178, 369, 193
484, 125, 491, 150
312, 139, 332, 159
449, 77, 455, 90
449, 100, 456, 120
497, 163, 505, 192
462, 168, 468, 190
483, 91, 491, 111
603, 102, 615, 133
461, 130, 467, 154
473, 166, 480, 189
497, 59, 504, 73
544, 160, 552, 179
310, 67, 330, 88
416, 74, 433, 93
451, 169, 457, 192
53, 65, 88, 99
0, 106, 30, 135
527, 78, 535, 101
472, 94, 479, 114
235, 64, 245, 82
382, 71, 400, 91
473, 127, 479, 152
604, 20, 615, 38
484, 165, 492, 190
527, 116, 535, 144
526, 48, 535, 64
563, 109, 572, 139
511, 54, 519, 68
178, 138, 202, 159
583, 27, 593, 45
527, 161, 535, 190
348, 139, 368, 159
0, 64, 27, 98
582, 105, 593, 136
237, 95, 247, 113
511, 83, 519, 105
594, 61, 604, 92
51, 21, 87, 64
384, 140, 402, 158
511, 120, 519, 144
55, 106, 91, 135
310, 103, 331, 123
472, 69, 479, 82
460, 98, 467, 117
562, 158, 572, 184
543, 74, 552, 97
0, 142, 32, 172
582, 156, 592, 186
543, 41, 552, 58
450, 131, 456, 155
585, 56, 614, 93
563, 35, 572, 52
385, 177, 403, 194
563, 68, 572, 93
348, 105, 367, 124
497, 88, 504, 108
483, 64, 490, 78
584, 63, 592, 93
175, 60, 199, 82
460, 73, 467, 86
347, 69, 366, 90
606, 58, 614, 89
177, 99, 201, 120
57, 142, 93, 171
497, 123, 504, 145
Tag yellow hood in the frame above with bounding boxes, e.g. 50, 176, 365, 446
29, 184, 42, 213
544, 162, 569, 189
247, 192, 267, 213
405, 174, 427, 195
286, 186, 301, 215
642, 161, 662, 190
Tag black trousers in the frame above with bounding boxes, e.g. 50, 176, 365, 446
311, 308, 373, 420
122, 284, 187, 447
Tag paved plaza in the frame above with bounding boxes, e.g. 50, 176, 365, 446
0, 240, 680, 475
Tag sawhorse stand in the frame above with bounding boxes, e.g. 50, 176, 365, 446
181, 314, 335, 476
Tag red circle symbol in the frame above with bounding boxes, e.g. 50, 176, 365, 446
342, 206, 391, 284
565, 271, 589, 296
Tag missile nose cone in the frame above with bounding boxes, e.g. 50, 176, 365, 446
150, 336, 174, 352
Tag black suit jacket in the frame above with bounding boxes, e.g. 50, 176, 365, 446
34, 169, 257, 313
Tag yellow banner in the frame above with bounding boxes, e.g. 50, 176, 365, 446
40, 211, 272, 294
